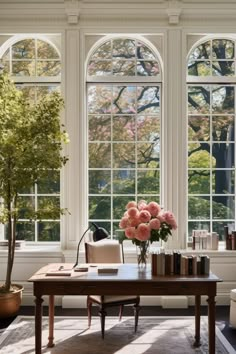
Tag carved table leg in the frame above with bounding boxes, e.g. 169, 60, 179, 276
35, 295, 43, 354
47, 295, 55, 347
194, 294, 201, 347
207, 295, 216, 354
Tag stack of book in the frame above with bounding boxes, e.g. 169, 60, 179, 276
0, 240, 26, 250
151, 251, 210, 276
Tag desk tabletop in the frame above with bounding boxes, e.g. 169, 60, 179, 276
28, 263, 222, 283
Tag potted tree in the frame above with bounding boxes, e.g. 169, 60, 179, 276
0, 70, 69, 317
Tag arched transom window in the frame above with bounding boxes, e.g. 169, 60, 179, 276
87, 37, 162, 235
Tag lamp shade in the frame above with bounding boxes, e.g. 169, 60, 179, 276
92, 222, 109, 241
73, 223, 109, 268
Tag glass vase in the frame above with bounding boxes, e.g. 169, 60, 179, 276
136, 241, 150, 269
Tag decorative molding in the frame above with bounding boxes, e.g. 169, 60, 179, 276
64, 0, 81, 24
166, 0, 182, 24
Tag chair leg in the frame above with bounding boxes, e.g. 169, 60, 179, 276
98, 306, 107, 339
119, 305, 124, 321
87, 297, 92, 327
133, 301, 141, 332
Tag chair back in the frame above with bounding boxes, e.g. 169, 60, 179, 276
85, 239, 123, 263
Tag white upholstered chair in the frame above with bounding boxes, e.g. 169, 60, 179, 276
85, 239, 140, 338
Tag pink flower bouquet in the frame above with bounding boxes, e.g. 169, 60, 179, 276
119, 200, 177, 246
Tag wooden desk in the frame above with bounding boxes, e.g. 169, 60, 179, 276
28, 263, 222, 354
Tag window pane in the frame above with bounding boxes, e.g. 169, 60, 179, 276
113, 143, 135, 168
88, 85, 112, 114
12, 39, 35, 59
188, 116, 210, 141
212, 39, 234, 60
112, 39, 135, 59
38, 196, 60, 219
37, 171, 60, 194
113, 170, 135, 194
89, 143, 111, 168
137, 61, 159, 76
113, 60, 135, 76
12, 60, 35, 76
188, 86, 210, 114
113, 116, 135, 141
137, 116, 160, 142
212, 61, 234, 76
137, 42, 156, 60
188, 143, 211, 168
188, 170, 210, 194
38, 221, 60, 241
37, 61, 60, 76
188, 61, 211, 76
89, 115, 111, 141
212, 115, 234, 141
89, 196, 111, 219
91, 41, 112, 60
16, 221, 35, 241
212, 169, 234, 194
18, 196, 35, 219
212, 196, 234, 219
212, 86, 234, 114
88, 60, 112, 76
89, 170, 111, 194
189, 41, 211, 61
137, 86, 160, 113
137, 142, 160, 168
113, 196, 132, 219
112, 86, 136, 114
188, 196, 210, 219
137, 170, 160, 194
37, 40, 59, 59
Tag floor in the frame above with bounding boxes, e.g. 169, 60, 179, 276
0, 305, 236, 351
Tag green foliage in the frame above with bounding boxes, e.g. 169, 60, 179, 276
0, 70, 69, 292
0, 71, 68, 223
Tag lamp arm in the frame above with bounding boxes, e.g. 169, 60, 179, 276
73, 226, 91, 268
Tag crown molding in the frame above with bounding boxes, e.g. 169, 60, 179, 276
0, 0, 236, 27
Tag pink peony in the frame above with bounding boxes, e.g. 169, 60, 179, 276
119, 216, 129, 229
139, 210, 151, 223
127, 207, 139, 218
125, 227, 136, 239
136, 223, 150, 241
126, 201, 137, 209
157, 211, 165, 223
137, 200, 147, 211
149, 218, 161, 230
162, 211, 177, 230
129, 216, 140, 227
147, 202, 161, 217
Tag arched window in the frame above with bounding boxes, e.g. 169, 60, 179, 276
0, 35, 61, 242
87, 37, 162, 235
187, 37, 236, 240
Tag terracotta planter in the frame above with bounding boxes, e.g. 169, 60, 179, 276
0, 284, 24, 318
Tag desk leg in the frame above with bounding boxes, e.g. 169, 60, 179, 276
47, 295, 55, 348
207, 295, 216, 354
35, 295, 43, 354
194, 295, 201, 347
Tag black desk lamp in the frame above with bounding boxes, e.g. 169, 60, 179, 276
73, 222, 109, 268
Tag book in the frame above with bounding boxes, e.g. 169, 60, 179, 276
97, 267, 118, 274
46, 270, 71, 276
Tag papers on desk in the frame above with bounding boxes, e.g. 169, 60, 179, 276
46, 267, 71, 276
